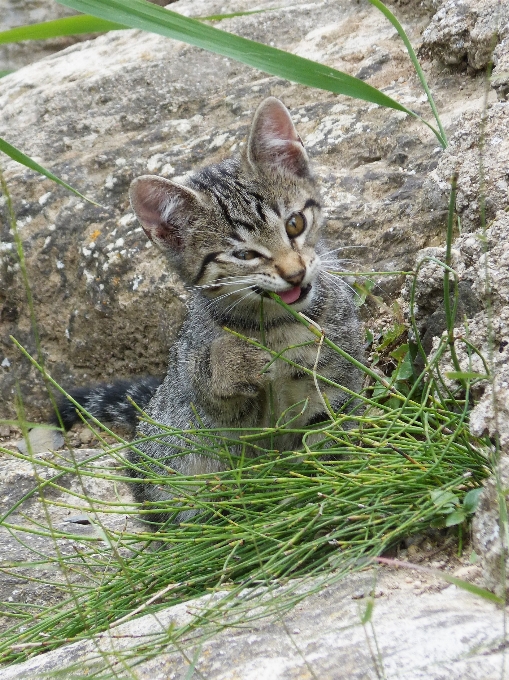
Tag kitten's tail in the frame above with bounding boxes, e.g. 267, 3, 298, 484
52, 377, 161, 432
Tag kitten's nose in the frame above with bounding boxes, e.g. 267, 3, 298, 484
277, 266, 306, 286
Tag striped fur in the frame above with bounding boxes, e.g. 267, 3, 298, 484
59, 98, 364, 525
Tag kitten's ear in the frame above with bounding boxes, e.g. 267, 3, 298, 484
129, 176, 201, 251
247, 97, 310, 178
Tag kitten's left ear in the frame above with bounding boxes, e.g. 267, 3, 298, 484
247, 97, 310, 178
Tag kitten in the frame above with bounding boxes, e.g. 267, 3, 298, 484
58, 97, 364, 524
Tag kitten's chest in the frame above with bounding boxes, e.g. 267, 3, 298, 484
263, 322, 326, 416
265, 322, 320, 371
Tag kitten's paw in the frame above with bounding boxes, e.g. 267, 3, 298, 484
210, 335, 273, 398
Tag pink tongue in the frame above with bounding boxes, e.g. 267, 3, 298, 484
278, 286, 302, 304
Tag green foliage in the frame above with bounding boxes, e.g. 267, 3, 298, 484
0, 9, 277, 44
430, 487, 484, 528
0, 15, 125, 43
0, 386, 492, 666
57, 0, 417, 115
0, 137, 102, 205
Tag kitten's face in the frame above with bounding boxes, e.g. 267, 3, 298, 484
130, 97, 323, 319
189, 165, 322, 316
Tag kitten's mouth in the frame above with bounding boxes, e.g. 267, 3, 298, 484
255, 284, 311, 305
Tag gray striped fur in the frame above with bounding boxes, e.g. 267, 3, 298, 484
125, 98, 364, 524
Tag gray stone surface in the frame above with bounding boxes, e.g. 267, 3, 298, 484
16, 424, 63, 454
1, 0, 509, 674
0, 569, 505, 679
421, 0, 509, 71
0, 444, 138, 629
473, 457, 509, 598
2, 0, 501, 421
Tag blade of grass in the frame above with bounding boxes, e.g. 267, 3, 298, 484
0, 9, 274, 45
366, 0, 447, 147
0, 15, 125, 43
201, 9, 278, 22
56, 0, 445, 146
0, 137, 102, 206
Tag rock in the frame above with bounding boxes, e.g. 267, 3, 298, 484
78, 426, 96, 445
16, 425, 64, 454
407, 210, 509, 448
492, 36, 509, 100
421, 0, 509, 71
0, 571, 505, 680
0, 446, 138, 625
1, 0, 508, 423
473, 457, 509, 597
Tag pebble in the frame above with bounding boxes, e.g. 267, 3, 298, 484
17, 427, 64, 455
352, 590, 365, 599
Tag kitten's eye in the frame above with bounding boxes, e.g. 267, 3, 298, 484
285, 212, 306, 238
234, 250, 259, 261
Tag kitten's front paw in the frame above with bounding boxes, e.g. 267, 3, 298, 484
210, 335, 273, 399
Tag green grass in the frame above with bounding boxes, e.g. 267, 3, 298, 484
0, 2, 500, 675
0, 400, 492, 669
0, 274, 495, 671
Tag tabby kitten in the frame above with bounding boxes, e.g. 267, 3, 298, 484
126, 97, 363, 519
59, 97, 364, 523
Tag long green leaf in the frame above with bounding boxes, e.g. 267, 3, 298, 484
0, 10, 272, 45
0, 137, 102, 206
366, 0, 447, 146
56, 0, 444, 144
0, 15, 125, 44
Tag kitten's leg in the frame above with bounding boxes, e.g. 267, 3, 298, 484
192, 334, 274, 426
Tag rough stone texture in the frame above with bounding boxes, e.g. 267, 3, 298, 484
424, 101, 509, 233
492, 36, 509, 100
0, 444, 137, 626
473, 457, 509, 598
0, 569, 506, 680
400, 157, 509, 599
402, 206, 509, 449
1, 0, 509, 672
421, 0, 509, 71
1, 0, 498, 422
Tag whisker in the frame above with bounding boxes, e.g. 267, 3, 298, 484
318, 245, 370, 257
319, 259, 359, 268
205, 285, 257, 308
320, 270, 361, 301
223, 288, 259, 316
195, 275, 259, 290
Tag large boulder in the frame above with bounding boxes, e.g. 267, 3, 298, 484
2, 0, 497, 421
1, 0, 509, 672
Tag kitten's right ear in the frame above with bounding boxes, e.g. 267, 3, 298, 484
247, 97, 310, 178
129, 176, 201, 251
